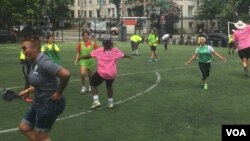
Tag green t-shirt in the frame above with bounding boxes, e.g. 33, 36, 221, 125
148, 33, 158, 46
78, 41, 96, 69
195, 45, 214, 63
41, 44, 61, 65
130, 35, 142, 43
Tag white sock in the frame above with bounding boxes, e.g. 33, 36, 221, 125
93, 95, 99, 101
108, 98, 113, 103
135, 50, 139, 55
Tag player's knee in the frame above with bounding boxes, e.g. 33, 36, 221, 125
19, 122, 32, 134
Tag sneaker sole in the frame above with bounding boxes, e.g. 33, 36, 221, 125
91, 104, 101, 109
108, 105, 114, 109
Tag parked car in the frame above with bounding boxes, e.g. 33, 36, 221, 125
0, 29, 17, 43
111, 23, 121, 35
207, 33, 228, 47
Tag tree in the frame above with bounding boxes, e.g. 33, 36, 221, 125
146, 0, 180, 35
160, 0, 181, 35
234, 0, 250, 23
0, 0, 73, 29
196, 0, 224, 32
219, 0, 240, 31
46, 0, 74, 29
0, 0, 11, 27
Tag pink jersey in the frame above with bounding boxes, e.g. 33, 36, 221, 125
91, 47, 124, 80
233, 25, 250, 50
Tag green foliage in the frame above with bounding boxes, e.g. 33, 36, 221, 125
160, 0, 181, 34
0, 0, 74, 28
197, 0, 223, 21
197, 0, 250, 32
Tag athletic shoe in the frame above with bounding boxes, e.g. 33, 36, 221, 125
80, 87, 86, 93
148, 59, 153, 63
155, 58, 160, 62
203, 84, 208, 90
91, 100, 101, 109
108, 102, 114, 109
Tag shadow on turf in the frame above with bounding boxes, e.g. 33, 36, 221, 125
230, 72, 250, 79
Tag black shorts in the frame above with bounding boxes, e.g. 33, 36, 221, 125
238, 47, 250, 59
90, 72, 114, 89
150, 46, 156, 51
229, 42, 235, 48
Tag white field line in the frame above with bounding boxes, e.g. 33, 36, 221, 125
0, 72, 161, 134
0, 60, 239, 134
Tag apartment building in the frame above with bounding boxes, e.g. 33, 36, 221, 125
69, 0, 218, 34
69, 0, 117, 18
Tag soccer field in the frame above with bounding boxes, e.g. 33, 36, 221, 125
0, 41, 249, 141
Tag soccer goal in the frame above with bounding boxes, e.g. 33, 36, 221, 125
227, 21, 235, 37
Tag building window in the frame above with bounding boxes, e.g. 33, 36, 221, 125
89, 11, 92, 18
89, 0, 92, 4
97, 9, 100, 17
112, 8, 115, 17
188, 6, 194, 17
97, 0, 106, 4
180, 5, 183, 11
84, 10, 87, 18
211, 22, 215, 27
78, 10, 80, 18
189, 22, 193, 29
79, 0, 85, 6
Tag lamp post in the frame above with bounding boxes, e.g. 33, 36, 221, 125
109, 8, 112, 40
98, 0, 102, 41
78, 14, 81, 42
180, 10, 183, 45
121, 0, 125, 41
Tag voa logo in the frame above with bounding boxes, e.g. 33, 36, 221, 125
226, 129, 246, 136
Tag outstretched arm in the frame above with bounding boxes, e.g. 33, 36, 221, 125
186, 54, 198, 65
123, 54, 132, 59
78, 54, 92, 61
212, 51, 227, 62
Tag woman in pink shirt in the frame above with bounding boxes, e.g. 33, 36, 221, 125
233, 21, 250, 77
78, 39, 131, 109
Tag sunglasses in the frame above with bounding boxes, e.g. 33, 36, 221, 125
21, 45, 33, 51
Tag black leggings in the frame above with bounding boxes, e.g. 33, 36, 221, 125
198, 62, 211, 80
131, 41, 138, 50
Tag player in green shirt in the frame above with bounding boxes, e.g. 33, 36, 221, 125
130, 34, 143, 55
186, 37, 226, 90
41, 35, 61, 65
147, 29, 159, 62
75, 30, 98, 93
